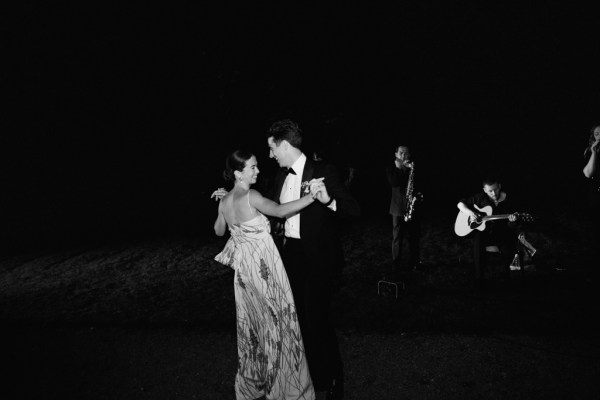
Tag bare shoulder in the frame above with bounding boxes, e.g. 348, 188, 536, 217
219, 192, 234, 209
248, 189, 265, 201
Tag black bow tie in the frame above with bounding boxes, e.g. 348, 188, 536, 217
285, 167, 296, 175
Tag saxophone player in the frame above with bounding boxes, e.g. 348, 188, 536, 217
386, 145, 422, 276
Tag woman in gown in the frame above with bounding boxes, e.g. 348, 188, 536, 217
211, 149, 323, 400
583, 125, 600, 263
583, 124, 599, 182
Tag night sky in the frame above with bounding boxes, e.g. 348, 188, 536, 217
2, 2, 599, 253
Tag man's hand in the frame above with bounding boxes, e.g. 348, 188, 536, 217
310, 179, 332, 204
211, 188, 228, 201
509, 213, 517, 222
469, 210, 482, 222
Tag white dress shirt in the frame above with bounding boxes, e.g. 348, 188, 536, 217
280, 154, 307, 238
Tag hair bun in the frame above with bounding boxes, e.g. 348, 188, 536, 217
223, 168, 235, 182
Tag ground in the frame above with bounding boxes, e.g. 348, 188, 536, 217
1, 209, 599, 399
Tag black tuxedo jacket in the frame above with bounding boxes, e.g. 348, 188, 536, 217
268, 158, 360, 277
386, 164, 411, 217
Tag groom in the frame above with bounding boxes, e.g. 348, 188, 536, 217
267, 119, 360, 400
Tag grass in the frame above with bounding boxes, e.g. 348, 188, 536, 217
1, 208, 599, 399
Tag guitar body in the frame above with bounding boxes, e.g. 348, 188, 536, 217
454, 205, 494, 237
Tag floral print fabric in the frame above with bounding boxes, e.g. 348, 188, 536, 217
215, 213, 314, 400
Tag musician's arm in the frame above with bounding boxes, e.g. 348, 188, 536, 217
457, 201, 480, 220
386, 165, 401, 187
583, 144, 598, 178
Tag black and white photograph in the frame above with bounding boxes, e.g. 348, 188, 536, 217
2, 2, 599, 399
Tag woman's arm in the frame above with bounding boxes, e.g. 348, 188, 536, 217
583, 143, 599, 178
249, 189, 314, 218
214, 201, 227, 236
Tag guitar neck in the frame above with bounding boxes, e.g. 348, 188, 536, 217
482, 214, 513, 222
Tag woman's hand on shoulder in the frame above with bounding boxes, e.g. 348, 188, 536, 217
211, 187, 228, 201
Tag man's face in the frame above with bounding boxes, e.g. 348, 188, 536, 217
267, 137, 288, 168
395, 146, 411, 162
483, 183, 501, 202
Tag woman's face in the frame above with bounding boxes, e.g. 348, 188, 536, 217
593, 126, 600, 141
238, 156, 259, 185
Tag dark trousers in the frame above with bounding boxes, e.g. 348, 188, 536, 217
391, 215, 421, 269
586, 196, 599, 279
282, 237, 343, 391
587, 190, 600, 254
471, 230, 518, 283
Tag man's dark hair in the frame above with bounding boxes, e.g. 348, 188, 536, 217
267, 119, 303, 149
482, 175, 500, 187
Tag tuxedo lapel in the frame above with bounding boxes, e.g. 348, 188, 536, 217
302, 159, 315, 182
274, 169, 287, 203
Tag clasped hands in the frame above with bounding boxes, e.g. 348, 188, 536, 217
304, 177, 330, 203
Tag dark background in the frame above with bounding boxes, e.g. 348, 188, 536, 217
2, 2, 599, 254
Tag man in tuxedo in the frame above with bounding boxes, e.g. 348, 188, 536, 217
267, 119, 360, 400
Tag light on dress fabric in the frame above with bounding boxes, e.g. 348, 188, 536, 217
215, 213, 315, 400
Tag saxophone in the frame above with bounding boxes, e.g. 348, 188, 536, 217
403, 162, 417, 222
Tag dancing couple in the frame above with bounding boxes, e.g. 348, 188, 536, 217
211, 120, 360, 400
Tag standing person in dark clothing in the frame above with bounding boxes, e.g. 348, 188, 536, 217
456, 177, 522, 288
583, 124, 600, 205
583, 124, 600, 263
385, 145, 421, 275
266, 119, 360, 400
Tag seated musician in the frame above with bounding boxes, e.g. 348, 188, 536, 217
456, 176, 521, 288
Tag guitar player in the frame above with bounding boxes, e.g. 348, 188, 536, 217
457, 176, 521, 289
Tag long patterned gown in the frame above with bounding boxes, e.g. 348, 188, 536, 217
215, 212, 315, 400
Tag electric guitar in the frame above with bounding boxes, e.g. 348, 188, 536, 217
454, 205, 533, 237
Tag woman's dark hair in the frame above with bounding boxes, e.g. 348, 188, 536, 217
223, 149, 254, 182
584, 124, 600, 157
588, 124, 600, 146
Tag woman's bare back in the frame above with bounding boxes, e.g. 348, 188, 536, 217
220, 190, 258, 226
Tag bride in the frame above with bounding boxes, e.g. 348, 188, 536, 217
211, 149, 323, 400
